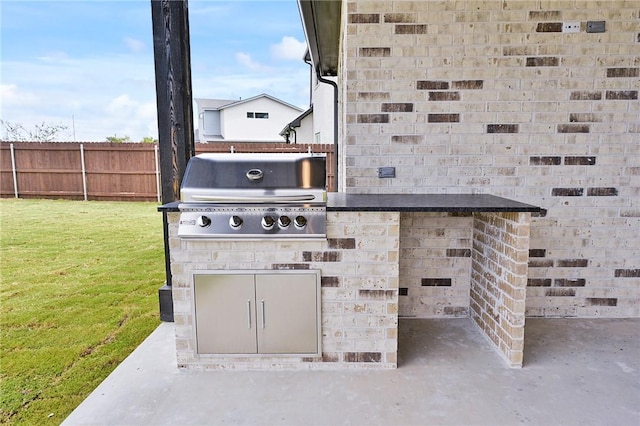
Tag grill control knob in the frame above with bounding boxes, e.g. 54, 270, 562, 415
196, 215, 212, 228
278, 215, 291, 229
261, 215, 276, 230
294, 215, 307, 229
229, 216, 243, 229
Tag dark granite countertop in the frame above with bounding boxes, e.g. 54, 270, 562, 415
326, 193, 539, 212
158, 201, 180, 212
159, 194, 539, 213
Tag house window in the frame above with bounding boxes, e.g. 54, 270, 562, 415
247, 112, 269, 119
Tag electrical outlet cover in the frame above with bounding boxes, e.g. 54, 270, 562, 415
586, 21, 605, 33
563, 22, 580, 33
377, 167, 396, 178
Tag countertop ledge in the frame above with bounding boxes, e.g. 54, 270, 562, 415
158, 194, 539, 213
327, 193, 540, 212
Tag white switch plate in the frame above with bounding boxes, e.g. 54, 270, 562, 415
563, 22, 581, 33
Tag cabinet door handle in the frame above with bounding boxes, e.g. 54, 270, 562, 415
260, 299, 265, 329
247, 300, 252, 329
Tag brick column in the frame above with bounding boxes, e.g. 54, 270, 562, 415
471, 212, 531, 367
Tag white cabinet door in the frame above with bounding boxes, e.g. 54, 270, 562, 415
194, 274, 257, 354
256, 274, 319, 354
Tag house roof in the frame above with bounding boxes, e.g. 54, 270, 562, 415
195, 94, 303, 112
289, 107, 313, 128
280, 106, 313, 136
194, 98, 237, 110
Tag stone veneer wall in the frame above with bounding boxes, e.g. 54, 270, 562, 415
168, 211, 400, 370
342, 0, 640, 318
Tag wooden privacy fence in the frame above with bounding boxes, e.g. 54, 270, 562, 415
0, 142, 335, 202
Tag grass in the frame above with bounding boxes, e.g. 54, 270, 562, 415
0, 199, 165, 425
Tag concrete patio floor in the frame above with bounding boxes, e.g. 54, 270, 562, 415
63, 318, 640, 426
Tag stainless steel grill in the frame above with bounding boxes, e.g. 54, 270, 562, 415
177, 153, 327, 239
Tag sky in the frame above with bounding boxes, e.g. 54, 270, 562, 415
0, 0, 310, 142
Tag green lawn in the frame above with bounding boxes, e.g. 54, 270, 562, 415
0, 199, 165, 425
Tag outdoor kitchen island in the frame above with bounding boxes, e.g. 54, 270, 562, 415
163, 193, 539, 370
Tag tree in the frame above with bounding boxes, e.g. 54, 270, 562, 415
106, 135, 131, 143
1, 120, 69, 142
141, 136, 158, 144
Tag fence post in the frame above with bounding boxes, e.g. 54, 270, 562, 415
10, 143, 18, 198
80, 144, 88, 201
154, 144, 161, 202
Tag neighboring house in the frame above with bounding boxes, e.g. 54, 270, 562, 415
282, 50, 337, 145
298, 0, 640, 319
309, 72, 336, 145
280, 106, 313, 144
195, 94, 303, 143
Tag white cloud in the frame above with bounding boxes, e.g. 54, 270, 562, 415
1, 53, 157, 141
235, 52, 272, 73
37, 50, 70, 63
189, 4, 231, 16
270, 36, 307, 61
103, 95, 157, 140
192, 66, 310, 111
0, 84, 40, 109
106, 94, 135, 114
0, 84, 19, 100
123, 37, 146, 53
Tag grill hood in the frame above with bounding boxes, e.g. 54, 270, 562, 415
180, 153, 327, 203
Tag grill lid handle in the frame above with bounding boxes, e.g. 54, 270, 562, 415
246, 169, 264, 181
190, 194, 317, 202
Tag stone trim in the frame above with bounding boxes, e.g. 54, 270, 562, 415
606, 68, 639, 78
557, 124, 590, 133
487, 124, 519, 133
615, 269, 640, 277
525, 57, 559, 67
605, 91, 638, 100
421, 278, 452, 287
536, 22, 562, 32
564, 156, 596, 165
552, 188, 584, 196
428, 113, 460, 123
349, 13, 379, 24
417, 80, 449, 90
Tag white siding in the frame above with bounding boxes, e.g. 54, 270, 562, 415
222, 98, 301, 142
311, 75, 336, 145
293, 112, 314, 144
202, 110, 221, 137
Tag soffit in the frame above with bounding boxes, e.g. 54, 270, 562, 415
298, 0, 342, 76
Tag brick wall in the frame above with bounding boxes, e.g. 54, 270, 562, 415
169, 211, 400, 370
343, 0, 640, 318
399, 212, 473, 317
471, 212, 531, 367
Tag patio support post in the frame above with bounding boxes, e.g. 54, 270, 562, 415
151, 0, 195, 322
154, 144, 161, 203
